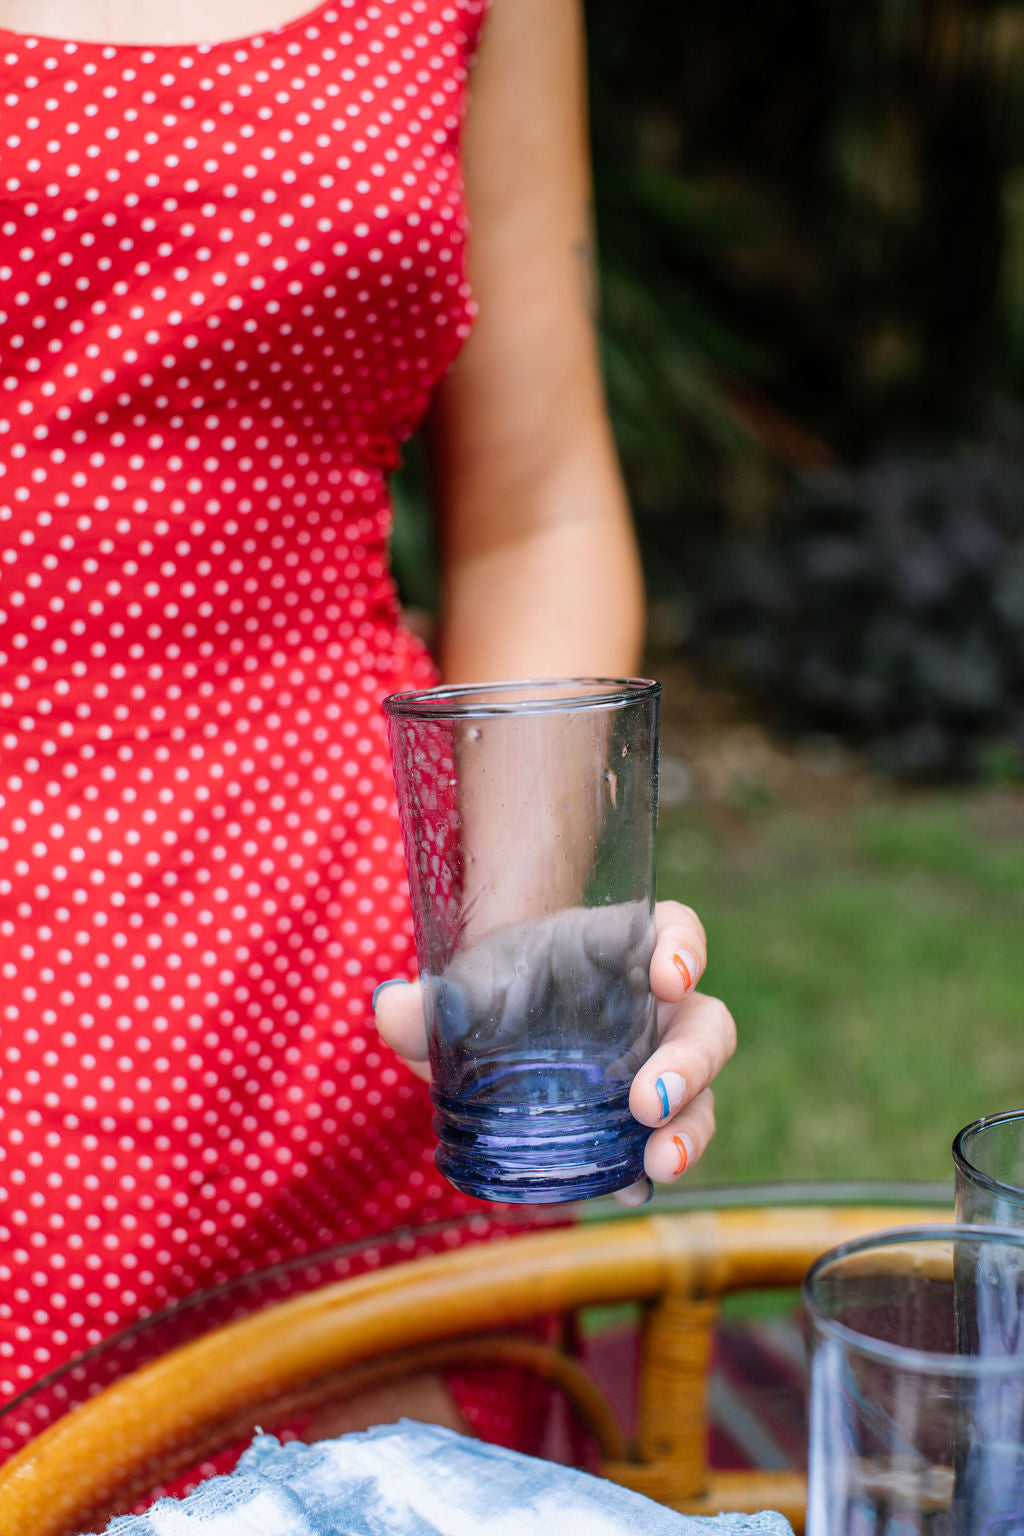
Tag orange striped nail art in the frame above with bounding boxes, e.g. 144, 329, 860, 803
673, 949, 698, 990
672, 1134, 690, 1176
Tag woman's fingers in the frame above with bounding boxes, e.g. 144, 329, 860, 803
643, 1086, 717, 1184
618, 899, 732, 1186
614, 978, 735, 1194
629, 990, 736, 1130
628, 987, 736, 1186
649, 899, 707, 1004
372, 978, 432, 1081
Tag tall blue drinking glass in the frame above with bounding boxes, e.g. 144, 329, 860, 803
382, 678, 660, 1204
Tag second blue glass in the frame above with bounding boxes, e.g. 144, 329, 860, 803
383, 678, 660, 1204
954, 1108, 1024, 1227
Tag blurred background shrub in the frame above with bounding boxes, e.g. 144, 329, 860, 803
700, 451, 1024, 780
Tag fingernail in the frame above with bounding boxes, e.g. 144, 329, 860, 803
671, 1131, 694, 1178
371, 979, 405, 1011
673, 949, 699, 991
615, 1175, 653, 1208
654, 1071, 687, 1121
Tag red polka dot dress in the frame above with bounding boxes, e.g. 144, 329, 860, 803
0, 0, 510, 1408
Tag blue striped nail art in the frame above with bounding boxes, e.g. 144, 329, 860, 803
655, 1076, 671, 1119
371, 978, 405, 1011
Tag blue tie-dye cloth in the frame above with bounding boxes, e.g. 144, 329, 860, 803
89, 1421, 794, 1536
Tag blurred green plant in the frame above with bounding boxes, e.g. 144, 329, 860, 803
593, 165, 780, 575
390, 434, 438, 614
588, 0, 1024, 464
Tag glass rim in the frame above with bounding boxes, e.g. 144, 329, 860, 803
381, 676, 660, 720
802, 1222, 1024, 1375
953, 1108, 1024, 1205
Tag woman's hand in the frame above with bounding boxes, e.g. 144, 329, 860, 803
372, 899, 736, 1206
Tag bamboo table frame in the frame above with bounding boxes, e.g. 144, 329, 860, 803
0, 1201, 948, 1536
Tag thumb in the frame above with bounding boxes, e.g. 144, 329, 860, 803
372, 977, 431, 1081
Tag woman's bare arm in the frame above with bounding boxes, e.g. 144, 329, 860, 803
376, 1, 737, 1202
429, 0, 645, 685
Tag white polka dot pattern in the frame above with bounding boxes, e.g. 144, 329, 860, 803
0, 0, 494, 1403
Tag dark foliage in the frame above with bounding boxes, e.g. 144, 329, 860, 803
587, 0, 1016, 468
699, 452, 1024, 780
387, 3, 1024, 783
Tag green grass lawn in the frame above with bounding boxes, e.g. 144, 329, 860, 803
657, 785, 1024, 1188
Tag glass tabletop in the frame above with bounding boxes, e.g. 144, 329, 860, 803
0, 1179, 950, 1464
0, 1203, 570, 1464
0, 1180, 953, 1536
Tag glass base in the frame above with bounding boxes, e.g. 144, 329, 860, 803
430, 1079, 648, 1205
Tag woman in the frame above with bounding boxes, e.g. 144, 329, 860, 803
0, 0, 735, 1423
